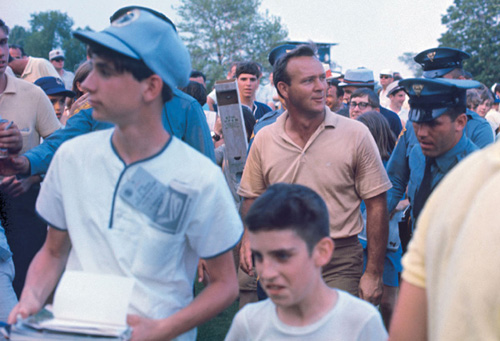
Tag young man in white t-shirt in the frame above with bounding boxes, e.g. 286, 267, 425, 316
226, 183, 387, 341
8, 7, 242, 341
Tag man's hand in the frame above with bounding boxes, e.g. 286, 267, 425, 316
197, 259, 210, 285
359, 271, 384, 305
0, 155, 30, 176
0, 121, 22, 154
127, 315, 167, 341
239, 231, 253, 276
7, 292, 45, 324
0, 175, 39, 197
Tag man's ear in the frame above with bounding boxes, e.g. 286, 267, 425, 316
455, 112, 468, 130
142, 74, 163, 103
277, 81, 289, 101
313, 237, 334, 267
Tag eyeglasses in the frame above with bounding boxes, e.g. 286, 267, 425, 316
52, 58, 64, 62
349, 101, 371, 109
380, 75, 392, 79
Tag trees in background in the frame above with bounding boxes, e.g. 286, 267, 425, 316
176, 0, 288, 90
438, 0, 500, 86
8, 11, 89, 72
400, 0, 500, 85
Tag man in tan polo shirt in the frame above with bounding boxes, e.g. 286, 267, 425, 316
238, 44, 391, 305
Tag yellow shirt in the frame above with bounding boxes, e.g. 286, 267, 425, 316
402, 141, 500, 340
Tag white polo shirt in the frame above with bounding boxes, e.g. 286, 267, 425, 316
36, 129, 243, 341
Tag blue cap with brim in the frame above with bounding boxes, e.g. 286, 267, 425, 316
414, 47, 470, 79
73, 8, 191, 91
400, 78, 480, 123
35, 76, 76, 98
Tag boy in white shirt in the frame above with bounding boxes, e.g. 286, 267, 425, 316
226, 183, 387, 340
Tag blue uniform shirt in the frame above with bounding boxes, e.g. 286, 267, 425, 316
25, 88, 215, 176
387, 132, 478, 222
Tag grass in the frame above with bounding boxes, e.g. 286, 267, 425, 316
194, 281, 239, 341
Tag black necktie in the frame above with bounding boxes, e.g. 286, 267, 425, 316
413, 157, 435, 222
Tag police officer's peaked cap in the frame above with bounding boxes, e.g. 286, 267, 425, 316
268, 44, 296, 67
414, 47, 471, 79
400, 78, 480, 123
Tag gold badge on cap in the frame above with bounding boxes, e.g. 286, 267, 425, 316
413, 84, 424, 97
112, 9, 141, 27
427, 52, 436, 62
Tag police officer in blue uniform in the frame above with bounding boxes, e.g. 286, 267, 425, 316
387, 48, 494, 250
387, 78, 480, 235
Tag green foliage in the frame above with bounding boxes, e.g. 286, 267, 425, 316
438, 0, 500, 85
176, 0, 288, 90
398, 52, 423, 77
8, 11, 89, 72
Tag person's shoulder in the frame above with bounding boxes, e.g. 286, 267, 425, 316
255, 101, 272, 110
61, 128, 113, 150
6, 73, 47, 99
167, 136, 219, 168
172, 87, 198, 105
237, 299, 274, 320
335, 290, 381, 318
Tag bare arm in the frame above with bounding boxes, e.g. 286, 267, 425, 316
389, 280, 428, 341
8, 227, 71, 323
238, 197, 256, 276
359, 192, 388, 305
127, 250, 238, 340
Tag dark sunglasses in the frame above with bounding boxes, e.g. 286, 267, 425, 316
380, 75, 392, 79
350, 101, 371, 109
52, 58, 64, 62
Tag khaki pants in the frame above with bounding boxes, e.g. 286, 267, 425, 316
322, 236, 363, 296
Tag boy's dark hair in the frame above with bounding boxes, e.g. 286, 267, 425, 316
273, 44, 317, 98
241, 105, 256, 142
88, 42, 173, 103
190, 70, 206, 82
181, 80, 206, 106
235, 61, 261, 79
245, 183, 329, 253
350, 88, 380, 108
0, 19, 9, 35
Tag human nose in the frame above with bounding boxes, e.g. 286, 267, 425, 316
257, 258, 278, 280
81, 69, 96, 93
414, 123, 428, 137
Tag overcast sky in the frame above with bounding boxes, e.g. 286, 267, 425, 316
1, 0, 454, 78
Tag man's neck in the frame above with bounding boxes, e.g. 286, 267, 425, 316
240, 96, 254, 108
0, 73, 7, 94
276, 281, 338, 327
389, 103, 401, 113
285, 108, 325, 148
111, 105, 169, 164
57, 69, 64, 77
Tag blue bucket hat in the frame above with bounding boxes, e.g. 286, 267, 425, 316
414, 47, 470, 79
400, 78, 480, 123
35, 77, 76, 98
73, 7, 191, 90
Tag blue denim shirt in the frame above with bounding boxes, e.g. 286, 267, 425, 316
25, 88, 215, 176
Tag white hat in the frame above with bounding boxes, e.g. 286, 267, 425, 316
49, 49, 65, 60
